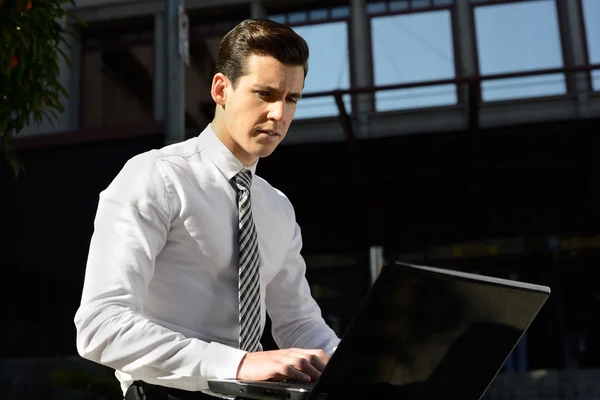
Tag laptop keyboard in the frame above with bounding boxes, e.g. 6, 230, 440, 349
241, 380, 314, 389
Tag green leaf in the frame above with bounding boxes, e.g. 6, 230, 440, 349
60, 33, 73, 49
2, 26, 11, 45
32, 39, 38, 62
14, 27, 30, 50
32, 7, 50, 19
56, 46, 72, 68
3, 145, 24, 178
4, 47, 15, 77
65, 10, 86, 27
41, 107, 59, 123
0, 0, 83, 177
0, 113, 9, 134
52, 101, 65, 113
15, 114, 25, 133
56, 81, 68, 99
34, 90, 42, 110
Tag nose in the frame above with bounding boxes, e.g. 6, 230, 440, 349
267, 100, 284, 121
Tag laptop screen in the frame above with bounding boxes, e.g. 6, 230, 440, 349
313, 262, 549, 400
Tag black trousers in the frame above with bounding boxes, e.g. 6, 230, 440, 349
124, 380, 240, 400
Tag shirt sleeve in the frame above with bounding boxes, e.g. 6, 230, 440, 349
265, 220, 341, 354
73, 153, 246, 392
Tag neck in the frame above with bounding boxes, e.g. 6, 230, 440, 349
210, 117, 257, 167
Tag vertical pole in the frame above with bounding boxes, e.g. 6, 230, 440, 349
250, 1, 267, 19
349, 0, 374, 126
454, 0, 483, 233
165, 0, 185, 145
154, 11, 166, 122
453, 0, 478, 108
557, 0, 590, 117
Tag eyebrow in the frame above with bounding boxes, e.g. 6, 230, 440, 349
253, 85, 302, 100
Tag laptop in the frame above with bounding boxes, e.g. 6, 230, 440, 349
208, 261, 550, 400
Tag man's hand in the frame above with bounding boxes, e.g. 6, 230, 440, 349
236, 348, 330, 383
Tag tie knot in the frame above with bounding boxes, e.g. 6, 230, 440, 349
233, 170, 252, 192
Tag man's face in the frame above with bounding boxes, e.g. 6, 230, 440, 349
212, 54, 304, 166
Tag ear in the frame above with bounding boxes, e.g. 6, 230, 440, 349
211, 73, 229, 107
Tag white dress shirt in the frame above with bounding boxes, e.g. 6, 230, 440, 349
74, 124, 340, 397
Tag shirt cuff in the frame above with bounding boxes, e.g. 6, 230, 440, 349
327, 345, 338, 356
202, 342, 248, 380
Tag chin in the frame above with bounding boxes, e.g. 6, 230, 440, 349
257, 148, 276, 159
253, 145, 277, 159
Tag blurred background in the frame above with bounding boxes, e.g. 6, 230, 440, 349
1, 0, 599, 398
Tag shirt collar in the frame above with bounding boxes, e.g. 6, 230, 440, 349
196, 124, 258, 182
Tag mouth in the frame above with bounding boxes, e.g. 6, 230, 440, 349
257, 129, 281, 137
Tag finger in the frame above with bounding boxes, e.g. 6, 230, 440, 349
292, 353, 326, 373
292, 348, 330, 362
291, 356, 322, 381
281, 364, 312, 383
290, 349, 330, 371
309, 354, 327, 373
267, 374, 289, 382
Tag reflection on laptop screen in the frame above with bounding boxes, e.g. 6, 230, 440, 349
314, 263, 548, 400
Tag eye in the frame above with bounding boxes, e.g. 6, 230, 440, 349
256, 91, 270, 97
286, 97, 298, 104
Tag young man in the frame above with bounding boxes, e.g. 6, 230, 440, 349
74, 19, 340, 400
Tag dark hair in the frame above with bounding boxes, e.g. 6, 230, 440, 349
216, 19, 309, 86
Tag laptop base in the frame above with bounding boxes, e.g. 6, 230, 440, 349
208, 379, 312, 400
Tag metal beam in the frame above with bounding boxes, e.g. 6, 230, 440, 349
74, 0, 342, 21
75, 0, 250, 22
334, 91, 356, 147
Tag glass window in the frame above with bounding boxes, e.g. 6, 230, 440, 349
269, 14, 286, 24
389, 1, 409, 12
474, 0, 566, 101
288, 12, 308, 25
81, 43, 155, 129
582, 0, 600, 91
292, 22, 351, 119
331, 6, 350, 19
309, 9, 328, 22
412, 0, 431, 9
371, 10, 457, 112
367, 2, 387, 15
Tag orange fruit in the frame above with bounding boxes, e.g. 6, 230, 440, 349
25, 0, 32, 10
12, 54, 20, 68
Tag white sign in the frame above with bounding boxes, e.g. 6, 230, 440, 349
178, 5, 189, 66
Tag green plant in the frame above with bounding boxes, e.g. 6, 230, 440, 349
0, 0, 83, 176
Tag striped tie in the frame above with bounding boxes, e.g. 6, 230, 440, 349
233, 170, 261, 352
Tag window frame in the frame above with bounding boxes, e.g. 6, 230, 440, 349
368, 2, 460, 111
470, 0, 587, 102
